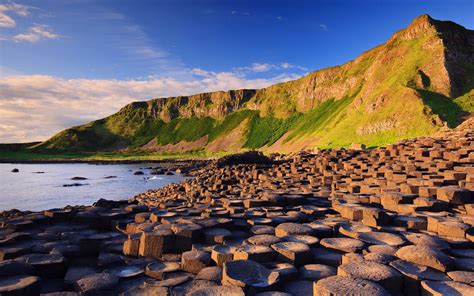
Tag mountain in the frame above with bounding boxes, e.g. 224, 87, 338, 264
33, 14, 474, 154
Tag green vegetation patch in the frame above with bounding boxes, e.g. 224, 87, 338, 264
286, 96, 354, 142
418, 89, 467, 127
244, 113, 301, 148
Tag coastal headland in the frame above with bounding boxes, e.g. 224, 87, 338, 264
1, 124, 473, 295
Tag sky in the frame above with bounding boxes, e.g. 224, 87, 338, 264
0, 0, 473, 143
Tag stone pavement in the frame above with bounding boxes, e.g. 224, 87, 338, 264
1, 129, 474, 295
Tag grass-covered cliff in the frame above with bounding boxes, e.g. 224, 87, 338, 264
12, 14, 474, 157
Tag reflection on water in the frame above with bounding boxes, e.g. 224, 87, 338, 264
0, 163, 184, 211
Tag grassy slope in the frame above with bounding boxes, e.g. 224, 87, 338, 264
6, 16, 473, 160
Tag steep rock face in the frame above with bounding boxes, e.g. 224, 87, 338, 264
34, 14, 474, 153
145, 89, 257, 122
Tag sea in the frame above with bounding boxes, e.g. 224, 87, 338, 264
0, 163, 185, 211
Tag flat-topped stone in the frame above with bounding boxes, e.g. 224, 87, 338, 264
404, 232, 450, 250
74, 273, 119, 294
395, 245, 454, 272
181, 250, 211, 274
188, 285, 245, 296
357, 232, 405, 246
275, 223, 313, 237
211, 245, 233, 267
222, 260, 279, 289
271, 242, 312, 266
281, 235, 319, 246
247, 235, 282, 246
234, 245, 275, 263
145, 261, 181, 280
337, 260, 403, 293
420, 280, 474, 296
298, 264, 336, 281
0, 275, 40, 296
448, 270, 474, 285
313, 275, 390, 296
320, 237, 366, 253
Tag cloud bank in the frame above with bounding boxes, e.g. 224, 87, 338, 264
0, 71, 301, 143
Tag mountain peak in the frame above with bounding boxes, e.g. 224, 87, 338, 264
410, 14, 434, 27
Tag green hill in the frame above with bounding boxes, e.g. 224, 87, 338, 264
17, 15, 474, 157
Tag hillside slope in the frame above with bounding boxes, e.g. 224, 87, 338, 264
32, 14, 474, 154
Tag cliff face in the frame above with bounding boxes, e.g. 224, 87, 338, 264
34, 14, 474, 153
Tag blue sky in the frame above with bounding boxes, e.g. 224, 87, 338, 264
0, 0, 473, 142
1, 0, 473, 80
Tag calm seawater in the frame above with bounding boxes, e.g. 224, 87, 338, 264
0, 163, 184, 211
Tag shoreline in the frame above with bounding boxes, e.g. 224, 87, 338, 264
0, 158, 211, 165
0, 133, 473, 295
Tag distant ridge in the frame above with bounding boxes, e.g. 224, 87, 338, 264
30, 14, 474, 154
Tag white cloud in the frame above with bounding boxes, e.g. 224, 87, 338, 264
236, 62, 308, 73
0, 70, 301, 143
320, 24, 328, 31
0, 3, 30, 28
280, 62, 308, 71
14, 24, 59, 42
250, 63, 276, 73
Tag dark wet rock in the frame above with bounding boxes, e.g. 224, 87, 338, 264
312, 248, 342, 267
104, 175, 118, 179
71, 176, 87, 180
0, 259, 34, 276
222, 260, 279, 289
216, 151, 273, 167
107, 265, 144, 278
62, 183, 88, 187
0, 275, 40, 296
313, 275, 390, 296
22, 253, 67, 279
283, 280, 313, 295
267, 262, 298, 281
74, 273, 119, 294
11, 168, 19, 173
64, 266, 97, 286
454, 257, 474, 271
134, 171, 145, 175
